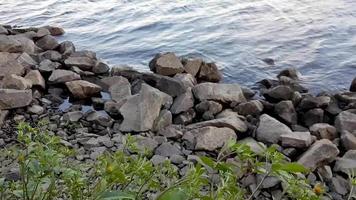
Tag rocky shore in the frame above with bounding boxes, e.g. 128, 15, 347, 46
0, 25, 356, 199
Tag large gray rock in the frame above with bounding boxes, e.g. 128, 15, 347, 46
298, 95, 331, 110
170, 88, 194, 114
186, 126, 236, 151
263, 85, 294, 102
182, 58, 202, 77
9, 35, 38, 54
280, 132, 313, 148
93, 61, 109, 74
108, 77, 131, 102
38, 59, 61, 73
277, 68, 300, 80
334, 150, 356, 174
335, 110, 356, 134
149, 52, 184, 76
65, 80, 102, 99
0, 89, 32, 109
38, 50, 62, 62
303, 108, 324, 127
195, 100, 223, 120
64, 56, 96, 71
256, 114, 292, 144
0, 35, 22, 52
297, 139, 339, 170
48, 70, 81, 84
198, 62, 222, 82
35, 35, 59, 50
59, 41, 75, 56
24, 70, 45, 89
193, 83, 246, 104
235, 100, 263, 116
2, 74, 32, 90
0, 52, 26, 77
309, 123, 338, 140
155, 142, 182, 157
341, 131, 356, 150
274, 100, 297, 125
173, 73, 196, 88
152, 109, 172, 132
186, 116, 247, 133
119, 83, 173, 132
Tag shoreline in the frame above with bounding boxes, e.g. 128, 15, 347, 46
1, 25, 356, 199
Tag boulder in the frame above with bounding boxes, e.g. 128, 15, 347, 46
27, 105, 44, 115
298, 95, 331, 110
35, 35, 59, 50
149, 52, 184, 76
173, 73, 196, 88
170, 88, 194, 114
303, 108, 324, 127
263, 85, 294, 102
24, 70, 45, 89
0, 109, 9, 127
2, 74, 32, 90
93, 61, 109, 74
0, 35, 22, 52
38, 59, 61, 73
108, 77, 131, 103
155, 142, 182, 157
0, 53, 26, 77
119, 83, 173, 132
173, 108, 196, 125
195, 100, 223, 120
334, 150, 356, 174
235, 100, 263, 116
86, 111, 114, 127
274, 100, 297, 125
351, 78, 356, 92
280, 132, 313, 148
277, 68, 300, 80
133, 135, 159, 154
335, 110, 356, 133
59, 41, 75, 56
297, 139, 339, 170
48, 70, 81, 84
152, 109, 172, 132
62, 111, 83, 122
99, 76, 129, 92
341, 131, 356, 150
65, 80, 101, 99
158, 125, 183, 139
198, 62, 222, 82
182, 58, 202, 77
309, 123, 337, 140
64, 56, 96, 71
16, 52, 37, 69
38, 50, 62, 62
42, 26, 65, 36
256, 114, 292, 144
238, 137, 266, 154
186, 126, 236, 151
0, 89, 32, 109
186, 116, 247, 133
192, 83, 246, 104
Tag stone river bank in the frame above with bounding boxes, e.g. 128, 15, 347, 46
0, 25, 356, 199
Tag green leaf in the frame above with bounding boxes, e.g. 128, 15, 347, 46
98, 191, 135, 200
200, 156, 215, 168
272, 163, 308, 173
157, 188, 188, 200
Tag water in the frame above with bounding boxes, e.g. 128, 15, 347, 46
1, 0, 356, 93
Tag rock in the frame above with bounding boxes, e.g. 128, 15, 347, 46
155, 142, 182, 157
173, 73, 196, 88
336, 92, 356, 103
151, 155, 167, 165
309, 123, 338, 140
0, 53, 26, 77
38, 59, 61, 73
24, 70, 45, 89
262, 58, 275, 65
256, 174, 281, 189
2, 74, 32, 90
59, 41, 75, 56
216, 109, 242, 119
149, 52, 184, 76
27, 105, 44, 115
256, 114, 292, 144
104, 101, 123, 117
99, 76, 129, 91
173, 108, 196, 125
340, 131, 356, 150
8, 35, 38, 54
195, 100, 223, 120
38, 50, 62, 62
62, 111, 83, 122
274, 100, 297, 125
0, 89, 32, 109
16, 52, 37, 69
65, 80, 101, 99
158, 125, 183, 139
35, 35, 59, 50
187, 116, 247, 133
235, 100, 263, 116
48, 70, 81, 84
0, 109, 9, 127
93, 61, 109, 74
330, 176, 349, 195
192, 83, 246, 104
263, 85, 294, 102
351, 78, 356, 92
198, 62, 222, 82
152, 109, 172, 132
281, 132, 312, 148
108, 77, 131, 103
238, 137, 266, 154
277, 68, 300, 80
86, 111, 113, 127
64, 56, 96, 71
189, 126, 236, 151
335, 110, 356, 133
119, 83, 172, 132
0, 26, 8, 35
303, 108, 324, 127
133, 135, 159, 154
42, 25, 65, 36
170, 88, 194, 114
182, 58, 202, 76
0, 35, 22, 52
334, 150, 356, 174
298, 95, 331, 110
297, 139, 339, 170
112, 67, 186, 97
36, 28, 50, 38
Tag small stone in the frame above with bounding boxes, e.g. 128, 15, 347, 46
298, 139, 339, 170
27, 105, 44, 115
64, 56, 96, 71
149, 52, 184, 76
35, 35, 59, 50
65, 80, 101, 99
281, 132, 312, 148
330, 176, 349, 195
173, 108, 196, 125
334, 150, 356, 174
62, 111, 83, 122
235, 100, 263, 116
86, 111, 113, 127
309, 123, 338, 140
151, 155, 167, 166
42, 26, 65, 36
0, 89, 32, 109
238, 137, 266, 154
155, 142, 182, 157
158, 125, 183, 139
0, 35, 22, 52
38, 59, 61, 73
48, 69, 81, 84
108, 77, 131, 103
195, 100, 222, 120
277, 68, 300, 80
170, 154, 185, 165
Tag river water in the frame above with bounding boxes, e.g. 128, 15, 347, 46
1, 0, 356, 92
